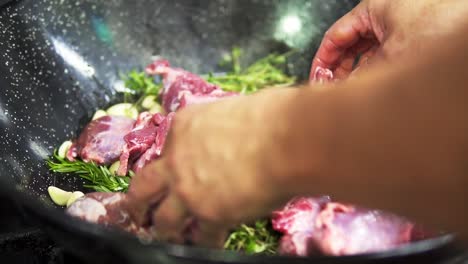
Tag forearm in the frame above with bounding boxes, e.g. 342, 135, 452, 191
275, 26, 468, 236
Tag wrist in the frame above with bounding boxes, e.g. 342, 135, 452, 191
254, 87, 338, 206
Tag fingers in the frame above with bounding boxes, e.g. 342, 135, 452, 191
127, 160, 170, 226
125, 118, 229, 247
190, 221, 229, 248
152, 193, 191, 243
152, 196, 228, 248
310, 8, 365, 73
348, 46, 379, 78
333, 38, 378, 80
310, 3, 376, 80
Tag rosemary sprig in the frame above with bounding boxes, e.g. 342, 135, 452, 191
123, 70, 162, 96
47, 152, 131, 193
206, 48, 296, 94
121, 70, 163, 109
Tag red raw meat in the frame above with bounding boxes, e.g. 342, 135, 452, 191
132, 112, 175, 173
146, 59, 238, 112
133, 111, 154, 129
66, 192, 152, 240
272, 197, 330, 255
117, 112, 158, 176
272, 197, 329, 235
312, 202, 415, 255
272, 197, 431, 256
66, 116, 135, 165
152, 113, 166, 125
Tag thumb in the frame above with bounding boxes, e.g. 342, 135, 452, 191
310, 2, 375, 80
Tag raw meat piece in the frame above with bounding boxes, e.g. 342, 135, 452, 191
153, 112, 174, 156
146, 59, 238, 112
312, 66, 334, 82
272, 197, 330, 256
152, 113, 166, 125
117, 112, 174, 175
272, 197, 430, 256
117, 112, 158, 176
311, 202, 415, 255
133, 111, 154, 130
272, 196, 329, 235
67, 192, 152, 240
132, 112, 175, 173
66, 116, 135, 165
131, 142, 160, 174
118, 126, 157, 175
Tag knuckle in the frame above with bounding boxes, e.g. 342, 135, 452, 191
198, 204, 223, 223
166, 148, 177, 167
173, 186, 191, 209
175, 188, 221, 224
164, 151, 180, 180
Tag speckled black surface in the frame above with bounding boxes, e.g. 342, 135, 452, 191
0, 0, 462, 263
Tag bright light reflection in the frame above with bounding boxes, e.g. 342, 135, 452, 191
0, 102, 9, 126
51, 37, 95, 78
280, 15, 302, 35
28, 139, 50, 159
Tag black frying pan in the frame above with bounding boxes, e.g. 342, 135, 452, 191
0, 0, 460, 263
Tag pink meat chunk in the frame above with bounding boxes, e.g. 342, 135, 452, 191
132, 112, 175, 173
133, 111, 154, 129
66, 116, 135, 165
272, 197, 330, 256
312, 203, 415, 255
152, 113, 166, 125
117, 112, 158, 176
66, 192, 152, 240
272, 197, 330, 235
272, 197, 431, 256
146, 59, 238, 112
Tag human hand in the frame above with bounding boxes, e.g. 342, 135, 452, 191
310, 0, 468, 81
126, 90, 295, 247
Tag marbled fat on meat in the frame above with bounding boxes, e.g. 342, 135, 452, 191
272, 197, 430, 256
272, 197, 329, 235
312, 203, 415, 255
271, 197, 330, 256
67, 192, 152, 240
